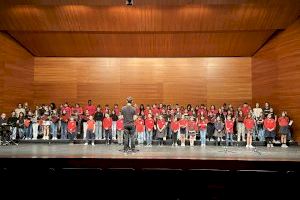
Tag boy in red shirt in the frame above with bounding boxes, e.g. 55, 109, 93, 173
24, 117, 31, 140
187, 116, 197, 146
103, 113, 113, 145
84, 115, 96, 146
116, 115, 124, 145
244, 113, 255, 148
135, 115, 145, 146
264, 113, 276, 147
179, 115, 188, 146
145, 113, 155, 146
278, 111, 292, 148
84, 100, 96, 116
241, 103, 250, 117
67, 116, 77, 143
225, 115, 235, 146
198, 115, 208, 147
156, 115, 166, 146
170, 116, 180, 146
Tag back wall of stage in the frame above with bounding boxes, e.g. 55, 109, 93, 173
33, 57, 252, 108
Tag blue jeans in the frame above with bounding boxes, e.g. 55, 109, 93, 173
258, 128, 265, 141
226, 133, 233, 146
112, 121, 117, 139
24, 127, 30, 138
51, 123, 57, 138
10, 127, 17, 139
60, 122, 67, 139
95, 121, 102, 139
28, 124, 33, 138
137, 132, 144, 145
18, 128, 24, 139
200, 130, 207, 145
117, 130, 124, 144
145, 130, 153, 145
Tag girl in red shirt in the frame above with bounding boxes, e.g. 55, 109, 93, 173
145, 114, 155, 146
103, 113, 112, 145
156, 115, 166, 146
264, 113, 276, 147
278, 111, 292, 148
225, 115, 235, 146
135, 116, 145, 146
188, 116, 197, 146
244, 113, 256, 148
179, 115, 188, 146
84, 115, 96, 146
116, 115, 124, 145
67, 116, 77, 143
198, 115, 208, 147
170, 116, 180, 146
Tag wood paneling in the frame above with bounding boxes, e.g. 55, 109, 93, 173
0, 1, 299, 31
252, 19, 300, 141
0, 32, 34, 113
33, 57, 251, 108
8, 31, 274, 57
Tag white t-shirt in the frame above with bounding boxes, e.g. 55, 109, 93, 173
253, 108, 263, 118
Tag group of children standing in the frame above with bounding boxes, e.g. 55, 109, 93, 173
0, 101, 293, 148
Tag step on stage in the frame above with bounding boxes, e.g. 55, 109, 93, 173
1, 142, 300, 199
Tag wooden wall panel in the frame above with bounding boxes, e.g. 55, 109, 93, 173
252, 19, 300, 141
33, 57, 251, 109
0, 32, 33, 113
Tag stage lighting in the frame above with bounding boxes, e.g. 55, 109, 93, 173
126, 0, 133, 6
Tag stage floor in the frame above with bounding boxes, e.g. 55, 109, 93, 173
1, 143, 300, 162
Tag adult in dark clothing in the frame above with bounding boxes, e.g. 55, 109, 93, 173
121, 97, 137, 152
0, 113, 9, 143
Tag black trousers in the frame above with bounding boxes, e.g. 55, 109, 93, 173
172, 131, 178, 144
124, 124, 135, 150
105, 129, 112, 144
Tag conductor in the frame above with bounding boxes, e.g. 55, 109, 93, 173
121, 97, 137, 153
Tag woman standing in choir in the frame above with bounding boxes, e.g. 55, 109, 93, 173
214, 116, 224, 146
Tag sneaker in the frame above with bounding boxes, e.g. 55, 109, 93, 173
281, 144, 285, 148
92, 142, 95, 146
175, 143, 178, 146
246, 145, 249, 148
270, 144, 274, 148
249, 145, 254, 148
210, 139, 215, 142
190, 143, 194, 147
84, 143, 88, 146
181, 143, 185, 147
148, 144, 152, 147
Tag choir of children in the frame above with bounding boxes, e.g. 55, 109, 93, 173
0, 100, 294, 148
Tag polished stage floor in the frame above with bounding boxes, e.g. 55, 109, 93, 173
1, 143, 299, 161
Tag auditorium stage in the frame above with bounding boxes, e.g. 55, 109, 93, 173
0, 143, 300, 172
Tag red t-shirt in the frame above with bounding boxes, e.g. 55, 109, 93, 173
242, 106, 250, 117
135, 119, 144, 133
24, 119, 31, 128
171, 121, 180, 132
72, 107, 83, 115
67, 121, 77, 133
198, 119, 208, 130
244, 118, 255, 129
145, 118, 154, 130
114, 108, 120, 116
85, 105, 96, 116
152, 108, 160, 116
116, 119, 124, 131
103, 117, 112, 129
157, 119, 166, 129
264, 118, 276, 130
179, 119, 188, 128
62, 107, 72, 116
144, 109, 150, 117
61, 114, 69, 123
225, 120, 235, 133
188, 120, 197, 132
87, 120, 95, 130
278, 117, 289, 127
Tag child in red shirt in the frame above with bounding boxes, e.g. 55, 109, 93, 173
264, 113, 276, 147
84, 115, 96, 146
116, 115, 124, 145
278, 111, 292, 148
244, 113, 255, 148
145, 114, 155, 146
103, 113, 112, 145
198, 115, 208, 147
67, 116, 77, 143
225, 115, 235, 146
179, 115, 188, 146
188, 116, 197, 146
135, 116, 145, 146
170, 116, 180, 146
156, 115, 166, 146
